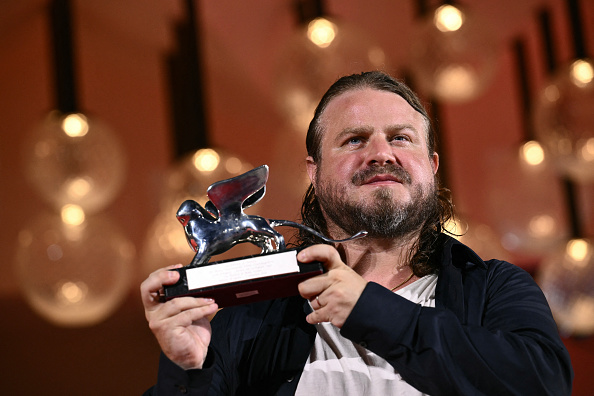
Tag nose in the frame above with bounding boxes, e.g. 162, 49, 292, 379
364, 136, 395, 166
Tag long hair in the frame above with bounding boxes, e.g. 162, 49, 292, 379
296, 71, 455, 277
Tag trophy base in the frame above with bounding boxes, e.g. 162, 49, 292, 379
161, 249, 324, 307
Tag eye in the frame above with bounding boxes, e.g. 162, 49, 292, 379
345, 136, 365, 146
390, 134, 411, 143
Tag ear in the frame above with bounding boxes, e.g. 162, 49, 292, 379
306, 156, 317, 188
431, 152, 439, 175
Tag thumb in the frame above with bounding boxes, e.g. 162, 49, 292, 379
297, 244, 345, 271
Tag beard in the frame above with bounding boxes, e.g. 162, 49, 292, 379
316, 165, 439, 240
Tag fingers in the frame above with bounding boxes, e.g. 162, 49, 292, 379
148, 296, 218, 330
297, 244, 344, 271
297, 244, 367, 328
140, 264, 218, 370
297, 244, 346, 300
140, 264, 183, 309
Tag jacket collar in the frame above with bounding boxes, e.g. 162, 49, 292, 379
437, 233, 488, 271
435, 233, 488, 324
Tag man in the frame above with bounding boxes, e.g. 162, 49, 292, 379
141, 71, 573, 395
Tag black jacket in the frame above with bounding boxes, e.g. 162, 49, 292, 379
145, 235, 573, 395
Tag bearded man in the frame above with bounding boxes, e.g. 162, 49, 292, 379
141, 71, 573, 395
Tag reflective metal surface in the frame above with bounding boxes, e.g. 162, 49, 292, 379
176, 165, 366, 267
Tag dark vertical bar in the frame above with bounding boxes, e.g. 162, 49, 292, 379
185, 0, 209, 150
566, 0, 588, 59
428, 98, 450, 190
562, 179, 582, 238
49, 0, 77, 113
295, 0, 325, 24
538, 9, 557, 75
512, 39, 535, 141
415, 0, 429, 18
564, 0, 587, 238
538, 7, 583, 239
167, 0, 209, 159
403, 69, 450, 189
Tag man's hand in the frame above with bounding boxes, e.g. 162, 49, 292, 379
140, 264, 219, 370
297, 245, 368, 328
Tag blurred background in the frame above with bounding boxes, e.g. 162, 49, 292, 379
1, 0, 593, 394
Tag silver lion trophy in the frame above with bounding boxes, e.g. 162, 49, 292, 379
161, 165, 366, 307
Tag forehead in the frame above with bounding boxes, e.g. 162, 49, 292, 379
318, 88, 427, 139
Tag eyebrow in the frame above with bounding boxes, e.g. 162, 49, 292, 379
334, 124, 420, 143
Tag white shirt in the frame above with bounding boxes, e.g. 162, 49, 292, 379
295, 274, 438, 396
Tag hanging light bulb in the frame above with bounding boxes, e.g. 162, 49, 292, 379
519, 140, 546, 168
307, 17, 337, 48
409, 4, 497, 102
533, 58, 594, 182
537, 238, 594, 336
434, 4, 465, 32
23, 111, 126, 214
14, 211, 135, 327
486, 146, 568, 259
275, 16, 389, 132
165, 147, 252, 202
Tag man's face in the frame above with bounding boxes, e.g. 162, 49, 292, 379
306, 88, 439, 238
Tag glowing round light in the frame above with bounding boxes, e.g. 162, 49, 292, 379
23, 111, 126, 213
275, 17, 389, 132
580, 138, 594, 161
433, 64, 478, 101
66, 176, 92, 200
307, 18, 337, 48
61, 113, 89, 137
14, 212, 134, 327
192, 148, 220, 172
520, 140, 546, 166
434, 4, 465, 32
168, 148, 251, 200
409, 7, 497, 102
60, 204, 85, 226
225, 156, 243, 174
59, 281, 87, 304
566, 238, 591, 263
486, 147, 567, 259
537, 238, 594, 336
570, 59, 594, 87
527, 214, 556, 239
533, 59, 594, 182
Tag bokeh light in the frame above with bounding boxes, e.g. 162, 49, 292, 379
533, 59, 594, 182
486, 146, 567, 259
275, 17, 389, 132
409, 5, 497, 102
537, 238, 594, 336
14, 212, 134, 327
23, 111, 126, 214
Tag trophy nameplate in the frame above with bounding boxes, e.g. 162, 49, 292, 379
161, 249, 324, 306
161, 165, 365, 307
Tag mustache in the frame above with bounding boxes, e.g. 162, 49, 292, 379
351, 163, 412, 186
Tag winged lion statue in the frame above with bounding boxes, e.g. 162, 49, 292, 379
176, 165, 366, 267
